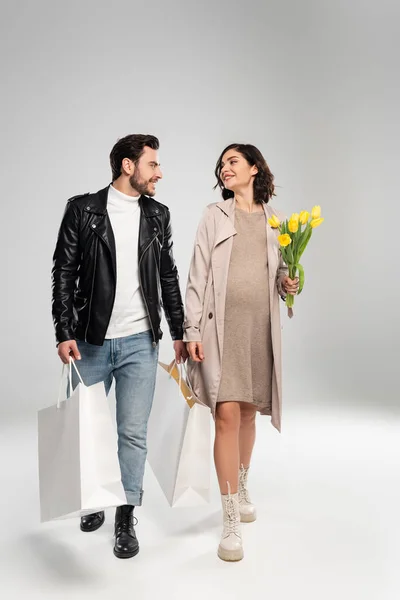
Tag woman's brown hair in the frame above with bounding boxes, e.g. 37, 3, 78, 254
214, 143, 275, 204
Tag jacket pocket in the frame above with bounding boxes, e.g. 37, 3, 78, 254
199, 279, 214, 338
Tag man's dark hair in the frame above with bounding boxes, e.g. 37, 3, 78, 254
109, 134, 160, 181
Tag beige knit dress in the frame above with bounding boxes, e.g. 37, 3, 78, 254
217, 208, 273, 413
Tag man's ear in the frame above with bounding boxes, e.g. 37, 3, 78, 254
121, 158, 134, 176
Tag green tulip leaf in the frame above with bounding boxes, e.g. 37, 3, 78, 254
297, 263, 305, 295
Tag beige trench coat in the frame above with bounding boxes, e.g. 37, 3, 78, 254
183, 198, 288, 432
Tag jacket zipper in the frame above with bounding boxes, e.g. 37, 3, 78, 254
85, 237, 98, 341
138, 234, 158, 347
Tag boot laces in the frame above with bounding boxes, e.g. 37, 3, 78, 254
239, 466, 251, 504
116, 512, 138, 535
223, 483, 241, 537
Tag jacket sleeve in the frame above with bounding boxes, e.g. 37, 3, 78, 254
273, 209, 289, 300
51, 201, 81, 345
160, 209, 185, 341
276, 252, 289, 300
183, 208, 213, 343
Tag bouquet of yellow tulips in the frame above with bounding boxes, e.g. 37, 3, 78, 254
268, 206, 324, 315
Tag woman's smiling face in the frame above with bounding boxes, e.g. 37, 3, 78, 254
220, 150, 258, 192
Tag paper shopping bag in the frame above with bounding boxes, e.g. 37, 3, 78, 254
146, 360, 211, 507
38, 360, 127, 522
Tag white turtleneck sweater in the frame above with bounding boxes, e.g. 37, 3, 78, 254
105, 185, 150, 339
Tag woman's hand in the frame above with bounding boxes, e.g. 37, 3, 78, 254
282, 276, 299, 295
186, 342, 205, 362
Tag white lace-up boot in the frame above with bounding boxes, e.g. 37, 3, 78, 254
218, 483, 243, 562
239, 465, 257, 523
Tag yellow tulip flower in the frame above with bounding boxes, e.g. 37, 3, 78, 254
278, 233, 292, 247
268, 214, 280, 228
299, 211, 310, 224
310, 217, 324, 228
290, 213, 299, 222
311, 205, 321, 219
288, 218, 299, 233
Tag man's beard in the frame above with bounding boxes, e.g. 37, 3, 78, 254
129, 172, 156, 197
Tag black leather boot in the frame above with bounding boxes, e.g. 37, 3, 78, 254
113, 505, 139, 559
80, 511, 105, 532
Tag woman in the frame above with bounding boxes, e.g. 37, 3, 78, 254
184, 144, 298, 562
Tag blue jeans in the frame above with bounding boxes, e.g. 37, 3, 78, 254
71, 331, 159, 506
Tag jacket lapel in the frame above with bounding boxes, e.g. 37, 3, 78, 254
211, 199, 236, 354
263, 203, 280, 275
83, 185, 117, 276
214, 199, 280, 267
138, 196, 161, 257
215, 199, 237, 246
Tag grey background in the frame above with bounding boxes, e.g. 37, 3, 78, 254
1, 0, 399, 417
0, 2, 399, 599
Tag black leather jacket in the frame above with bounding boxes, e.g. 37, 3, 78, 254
52, 185, 184, 346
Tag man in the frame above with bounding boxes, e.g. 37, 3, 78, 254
52, 134, 187, 559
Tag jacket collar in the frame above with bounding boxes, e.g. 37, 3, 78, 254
215, 198, 280, 246
83, 185, 109, 215
215, 199, 236, 246
262, 202, 278, 223
84, 185, 161, 217
139, 195, 163, 217
216, 198, 235, 219
217, 197, 278, 225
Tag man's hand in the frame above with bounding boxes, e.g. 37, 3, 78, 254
173, 340, 189, 364
186, 342, 205, 363
58, 340, 81, 364
282, 276, 299, 295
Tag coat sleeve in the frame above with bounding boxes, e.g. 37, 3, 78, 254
51, 201, 81, 345
159, 208, 185, 341
183, 207, 214, 342
276, 252, 289, 300
274, 209, 289, 300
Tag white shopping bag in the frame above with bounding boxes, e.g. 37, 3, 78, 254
38, 359, 127, 522
146, 361, 211, 507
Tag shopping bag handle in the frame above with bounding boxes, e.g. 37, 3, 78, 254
168, 360, 194, 401
57, 358, 84, 409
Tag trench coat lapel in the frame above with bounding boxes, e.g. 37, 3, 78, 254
214, 199, 237, 246
263, 203, 280, 279
216, 200, 278, 265
211, 199, 237, 357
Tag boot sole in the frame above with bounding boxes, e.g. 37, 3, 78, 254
80, 513, 105, 532
217, 545, 244, 562
240, 512, 257, 523
113, 546, 140, 559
